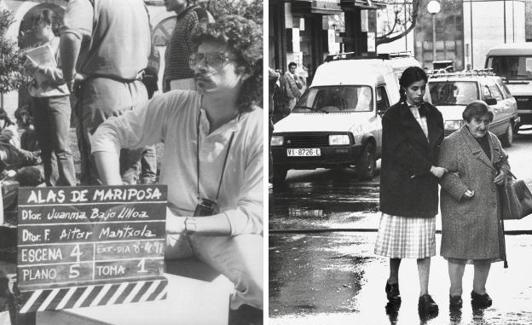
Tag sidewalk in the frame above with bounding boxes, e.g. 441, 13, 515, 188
269, 232, 532, 325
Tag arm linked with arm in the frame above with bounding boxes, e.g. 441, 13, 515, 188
438, 138, 469, 201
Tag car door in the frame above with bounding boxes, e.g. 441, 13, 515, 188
375, 85, 390, 155
487, 80, 509, 135
481, 82, 502, 136
496, 78, 518, 122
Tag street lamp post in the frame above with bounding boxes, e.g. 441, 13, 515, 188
427, 0, 441, 68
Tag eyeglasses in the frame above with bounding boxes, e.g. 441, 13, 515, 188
189, 52, 231, 70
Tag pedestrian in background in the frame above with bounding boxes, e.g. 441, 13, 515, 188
283, 61, 305, 110
24, 9, 76, 186
91, 15, 263, 324
438, 101, 510, 311
163, 0, 214, 92
268, 68, 279, 185
60, 0, 152, 185
272, 68, 290, 123
374, 66, 445, 318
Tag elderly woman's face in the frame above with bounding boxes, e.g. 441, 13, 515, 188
466, 115, 490, 138
190, 40, 246, 94
404, 80, 426, 105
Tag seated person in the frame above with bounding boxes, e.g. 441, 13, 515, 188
91, 16, 263, 322
14, 105, 39, 152
0, 109, 19, 148
0, 109, 40, 171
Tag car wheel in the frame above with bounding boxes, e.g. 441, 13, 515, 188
356, 142, 376, 180
273, 167, 288, 186
501, 123, 513, 148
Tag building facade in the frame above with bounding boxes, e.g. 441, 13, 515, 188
269, 0, 383, 82
413, 0, 525, 70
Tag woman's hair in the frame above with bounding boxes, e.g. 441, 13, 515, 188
191, 15, 262, 112
462, 100, 494, 122
32, 9, 54, 28
399, 66, 428, 103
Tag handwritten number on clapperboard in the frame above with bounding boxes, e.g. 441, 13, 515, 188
137, 258, 147, 273
69, 264, 80, 278
69, 244, 82, 278
71, 244, 82, 262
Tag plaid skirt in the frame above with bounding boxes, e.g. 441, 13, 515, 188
374, 213, 436, 259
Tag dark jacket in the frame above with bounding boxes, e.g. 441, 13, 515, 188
379, 101, 444, 218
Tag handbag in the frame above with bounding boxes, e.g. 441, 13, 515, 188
500, 171, 532, 220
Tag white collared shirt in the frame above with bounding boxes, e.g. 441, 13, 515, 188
91, 90, 263, 236
407, 103, 429, 139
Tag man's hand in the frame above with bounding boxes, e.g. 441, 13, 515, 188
430, 166, 448, 178
494, 170, 507, 185
67, 73, 86, 94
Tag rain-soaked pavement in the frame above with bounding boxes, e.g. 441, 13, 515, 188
269, 133, 532, 324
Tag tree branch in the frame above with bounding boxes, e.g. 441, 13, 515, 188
376, 0, 420, 46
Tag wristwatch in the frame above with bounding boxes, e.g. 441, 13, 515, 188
184, 217, 197, 234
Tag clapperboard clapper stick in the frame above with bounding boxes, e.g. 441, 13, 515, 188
12, 185, 168, 324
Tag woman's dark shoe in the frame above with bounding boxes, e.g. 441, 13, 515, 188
449, 295, 463, 310
418, 294, 439, 316
385, 300, 401, 321
385, 281, 401, 301
471, 291, 492, 309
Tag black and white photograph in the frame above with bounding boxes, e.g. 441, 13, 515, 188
0, 0, 263, 324
269, 0, 532, 324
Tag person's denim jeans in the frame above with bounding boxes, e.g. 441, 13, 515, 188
31, 96, 76, 186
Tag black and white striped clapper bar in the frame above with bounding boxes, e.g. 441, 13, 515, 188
16, 185, 169, 314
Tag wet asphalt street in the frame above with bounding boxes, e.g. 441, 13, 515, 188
269, 132, 532, 324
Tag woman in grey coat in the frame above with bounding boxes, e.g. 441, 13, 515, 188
438, 101, 510, 311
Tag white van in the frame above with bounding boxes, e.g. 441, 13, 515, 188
486, 43, 532, 130
270, 57, 401, 184
385, 52, 423, 80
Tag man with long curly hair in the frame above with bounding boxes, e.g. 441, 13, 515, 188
91, 15, 263, 323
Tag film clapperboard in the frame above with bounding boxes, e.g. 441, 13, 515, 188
15, 185, 168, 314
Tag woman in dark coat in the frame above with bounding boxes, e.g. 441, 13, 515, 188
438, 101, 510, 311
374, 66, 445, 316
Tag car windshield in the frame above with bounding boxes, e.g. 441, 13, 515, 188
429, 81, 478, 106
293, 86, 373, 113
487, 56, 532, 80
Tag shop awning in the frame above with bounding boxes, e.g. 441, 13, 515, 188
290, 0, 344, 15
340, 0, 386, 10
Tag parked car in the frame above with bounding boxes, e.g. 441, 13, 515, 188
270, 56, 401, 185
427, 70, 519, 147
486, 43, 532, 132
